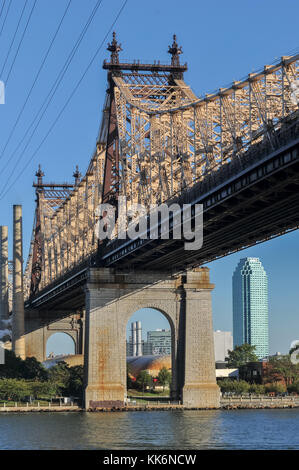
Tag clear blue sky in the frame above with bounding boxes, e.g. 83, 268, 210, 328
0, 0, 298, 355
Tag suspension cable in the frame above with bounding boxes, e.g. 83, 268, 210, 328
0, 0, 12, 40
0, 0, 71, 163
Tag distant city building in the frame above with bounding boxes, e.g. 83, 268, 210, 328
147, 329, 171, 356
126, 338, 153, 356
270, 352, 282, 358
127, 324, 172, 357
214, 331, 233, 362
233, 257, 269, 359
142, 340, 153, 356
215, 366, 239, 379
126, 340, 131, 356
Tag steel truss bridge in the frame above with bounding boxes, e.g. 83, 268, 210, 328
24, 34, 299, 310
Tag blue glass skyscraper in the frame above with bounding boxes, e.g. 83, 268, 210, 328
233, 257, 269, 359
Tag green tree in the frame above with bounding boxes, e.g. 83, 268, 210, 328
48, 362, 70, 395
28, 381, 57, 400
0, 379, 30, 401
265, 383, 286, 394
0, 354, 83, 402
287, 381, 299, 394
0, 350, 23, 379
264, 355, 299, 386
218, 379, 250, 395
68, 366, 83, 397
136, 370, 152, 393
225, 344, 258, 368
157, 367, 171, 391
47, 363, 83, 397
0, 351, 48, 381
20, 357, 48, 381
249, 383, 265, 395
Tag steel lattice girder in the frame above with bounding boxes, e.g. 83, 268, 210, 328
24, 54, 299, 298
112, 56, 298, 210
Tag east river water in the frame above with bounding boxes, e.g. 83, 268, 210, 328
0, 409, 298, 450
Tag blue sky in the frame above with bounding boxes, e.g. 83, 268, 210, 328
0, 0, 298, 355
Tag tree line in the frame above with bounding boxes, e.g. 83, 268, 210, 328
222, 343, 299, 395
0, 350, 83, 402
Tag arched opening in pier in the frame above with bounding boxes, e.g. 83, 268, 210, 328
126, 308, 174, 401
46, 332, 76, 358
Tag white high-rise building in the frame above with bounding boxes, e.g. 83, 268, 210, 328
214, 331, 233, 362
233, 257, 269, 359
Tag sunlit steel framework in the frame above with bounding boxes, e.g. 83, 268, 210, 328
24, 34, 299, 300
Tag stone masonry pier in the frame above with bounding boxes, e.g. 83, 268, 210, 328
84, 267, 220, 409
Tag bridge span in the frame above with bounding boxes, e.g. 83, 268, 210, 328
1, 34, 298, 409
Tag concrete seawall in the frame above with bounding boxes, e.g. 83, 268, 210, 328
0, 405, 81, 412
220, 396, 299, 409
0, 396, 298, 412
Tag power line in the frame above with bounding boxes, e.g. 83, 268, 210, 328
4, 0, 38, 85
0, 1, 7, 24
0, 0, 12, 40
0, 0, 71, 162
0, 0, 104, 189
0, 0, 103, 192
0, 0, 29, 78
0, 0, 128, 200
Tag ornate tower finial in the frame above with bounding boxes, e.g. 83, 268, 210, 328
168, 34, 183, 67
73, 165, 81, 185
107, 32, 122, 65
35, 164, 44, 186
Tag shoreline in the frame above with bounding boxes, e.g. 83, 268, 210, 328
0, 402, 298, 413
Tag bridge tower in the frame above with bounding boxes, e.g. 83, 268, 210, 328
23, 167, 85, 362
83, 33, 220, 409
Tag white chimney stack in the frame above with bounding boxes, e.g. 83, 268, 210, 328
0, 226, 9, 322
131, 322, 137, 356
136, 321, 142, 356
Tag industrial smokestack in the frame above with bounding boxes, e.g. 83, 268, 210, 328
131, 322, 137, 356
12, 205, 25, 359
136, 321, 142, 356
0, 226, 9, 322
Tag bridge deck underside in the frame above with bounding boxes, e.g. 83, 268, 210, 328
119, 160, 299, 271
102, 134, 299, 271
25, 265, 87, 311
